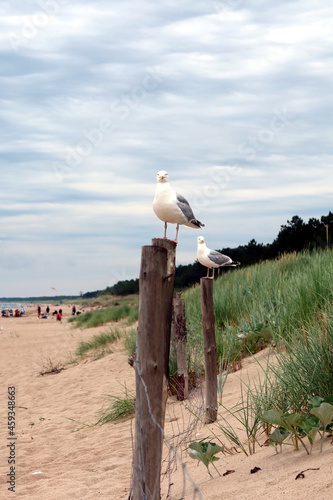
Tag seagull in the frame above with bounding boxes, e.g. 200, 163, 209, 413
197, 236, 240, 278
153, 170, 205, 242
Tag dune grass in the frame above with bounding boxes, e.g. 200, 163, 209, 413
204, 249, 333, 454
184, 249, 333, 370
96, 385, 135, 424
253, 308, 333, 414
68, 303, 138, 329
124, 328, 137, 357
75, 328, 122, 358
222, 306, 333, 455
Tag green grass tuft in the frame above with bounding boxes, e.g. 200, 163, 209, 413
96, 385, 135, 424
75, 328, 121, 357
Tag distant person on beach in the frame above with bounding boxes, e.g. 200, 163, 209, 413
37, 305, 41, 318
56, 312, 62, 321
46, 306, 50, 314
72, 305, 76, 316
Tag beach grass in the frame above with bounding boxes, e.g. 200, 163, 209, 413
68, 304, 138, 329
184, 248, 333, 369
96, 384, 135, 424
254, 308, 333, 413
124, 328, 137, 357
75, 328, 122, 357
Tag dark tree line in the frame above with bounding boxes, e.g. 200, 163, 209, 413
87, 211, 333, 296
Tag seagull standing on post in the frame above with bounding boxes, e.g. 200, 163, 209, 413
197, 236, 240, 278
153, 170, 205, 242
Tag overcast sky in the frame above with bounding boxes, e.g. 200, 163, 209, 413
1, 0, 332, 297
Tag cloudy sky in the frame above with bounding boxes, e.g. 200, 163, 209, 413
1, 0, 332, 297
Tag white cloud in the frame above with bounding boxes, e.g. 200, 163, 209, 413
1, 0, 332, 296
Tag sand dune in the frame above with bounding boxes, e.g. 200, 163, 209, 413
0, 306, 332, 499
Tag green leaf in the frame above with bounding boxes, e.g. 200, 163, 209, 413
310, 402, 333, 430
299, 418, 320, 444
189, 441, 203, 452
188, 449, 210, 469
269, 427, 290, 445
261, 409, 284, 427
282, 413, 306, 431
309, 396, 324, 409
188, 441, 224, 473
205, 442, 225, 460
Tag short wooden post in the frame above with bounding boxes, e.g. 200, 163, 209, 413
200, 277, 217, 424
133, 241, 176, 500
172, 292, 188, 401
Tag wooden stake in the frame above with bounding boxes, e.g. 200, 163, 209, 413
172, 292, 188, 401
200, 277, 217, 424
151, 238, 176, 382
133, 240, 176, 500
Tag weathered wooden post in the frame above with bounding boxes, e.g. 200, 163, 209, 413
151, 238, 176, 388
133, 239, 176, 500
200, 277, 217, 424
172, 292, 188, 401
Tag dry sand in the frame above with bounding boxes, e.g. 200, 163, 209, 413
0, 305, 332, 499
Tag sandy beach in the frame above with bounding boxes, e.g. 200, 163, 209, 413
0, 305, 332, 499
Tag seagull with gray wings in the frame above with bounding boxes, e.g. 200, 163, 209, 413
197, 236, 240, 278
153, 170, 205, 242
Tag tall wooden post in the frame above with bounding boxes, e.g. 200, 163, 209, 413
133, 240, 175, 500
200, 277, 217, 424
152, 238, 176, 422
172, 292, 188, 401
151, 238, 176, 383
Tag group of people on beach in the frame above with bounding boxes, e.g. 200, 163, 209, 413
37, 305, 62, 321
1, 307, 25, 317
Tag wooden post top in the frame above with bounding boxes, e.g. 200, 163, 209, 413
151, 238, 177, 278
151, 238, 177, 249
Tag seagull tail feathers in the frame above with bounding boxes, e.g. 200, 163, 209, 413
190, 219, 205, 229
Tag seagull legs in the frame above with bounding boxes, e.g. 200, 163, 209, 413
161, 222, 178, 243
171, 224, 179, 243
206, 267, 215, 279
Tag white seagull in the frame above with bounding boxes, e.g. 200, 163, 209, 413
197, 236, 240, 278
153, 170, 205, 242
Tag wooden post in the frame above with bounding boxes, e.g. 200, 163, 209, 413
200, 277, 217, 424
152, 238, 176, 422
151, 238, 176, 382
133, 241, 175, 500
172, 292, 188, 401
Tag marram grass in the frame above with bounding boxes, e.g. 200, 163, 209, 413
68, 303, 138, 329
184, 249, 333, 367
